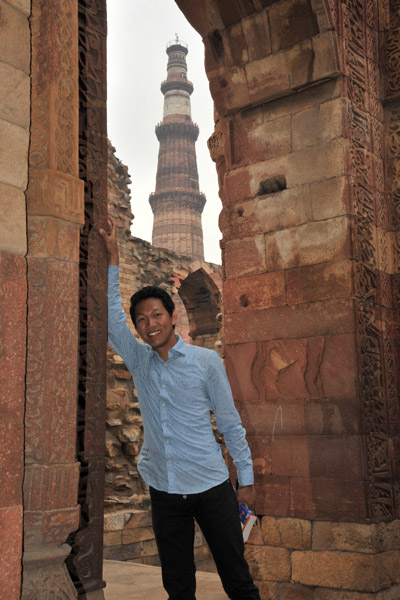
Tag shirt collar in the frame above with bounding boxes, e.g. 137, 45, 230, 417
150, 334, 187, 361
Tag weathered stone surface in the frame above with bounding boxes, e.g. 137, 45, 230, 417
290, 477, 368, 521
269, 0, 319, 53
231, 112, 291, 166
0, 63, 29, 128
0, 0, 30, 72
0, 120, 28, 189
0, 506, 22, 600
271, 435, 363, 480
28, 217, 80, 261
314, 586, 400, 600
226, 334, 358, 417
241, 10, 271, 62
244, 545, 291, 581
0, 254, 25, 508
6, 0, 30, 16
103, 531, 122, 547
254, 580, 278, 599
310, 176, 348, 220
287, 139, 345, 187
245, 52, 290, 104
261, 516, 311, 550
287, 260, 353, 304
104, 512, 125, 532
292, 550, 400, 592
0, 184, 26, 254
224, 271, 285, 313
312, 520, 400, 554
225, 298, 355, 346
125, 511, 153, 529
292, 99, 344, 151
224, 235, 266, 278
278, 582, 315, 599
122, 527, 154, 545
222, 186, 313, 242
266, 216, 351, 271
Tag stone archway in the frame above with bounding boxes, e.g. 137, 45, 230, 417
178, 268, 222, 349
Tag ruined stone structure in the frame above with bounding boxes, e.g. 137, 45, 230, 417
2, 1, 400, 599
150, 37, 207, 260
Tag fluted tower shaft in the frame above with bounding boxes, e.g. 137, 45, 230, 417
150, 39, 206, 260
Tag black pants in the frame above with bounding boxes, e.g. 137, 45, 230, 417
149, 480, 260, 600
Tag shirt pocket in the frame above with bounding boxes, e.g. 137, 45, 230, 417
175, 377, 206, 405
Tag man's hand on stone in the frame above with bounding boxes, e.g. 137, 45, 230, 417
99, 215, 119, 265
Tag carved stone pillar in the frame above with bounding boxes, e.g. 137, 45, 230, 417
23, 1, 83, 598
65, 2, 108, 598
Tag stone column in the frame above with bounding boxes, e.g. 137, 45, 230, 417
22, 1, 83, 598
65, 2, 108, 598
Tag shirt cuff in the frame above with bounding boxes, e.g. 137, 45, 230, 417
237, 467, 254, 487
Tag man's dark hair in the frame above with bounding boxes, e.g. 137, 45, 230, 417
130, 286, 175, 326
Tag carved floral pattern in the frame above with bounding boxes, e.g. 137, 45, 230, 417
340, 0, 400, 519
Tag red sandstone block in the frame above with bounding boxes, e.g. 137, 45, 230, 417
226, 333, 358, 406
247, 435, 272, 477
224, 236, 266, 279
222, 167, 252, 206
235, 396, 362, 439
241, 10, 271, 61
224, 271, 285, 313
230, 111, 291, 167
286, 260, 353, 305
224, 298, 355, 346
223, 186, 313, 243
245, 53, 290, 105
0, 254, 26, 420
25, 258, 79, 463
270, 435, 363, 481
266, 216, 351, 271
0, 506, 22, 600
290, 477, 368, 521
269, 0, 319, 53
209, 66, 249, 116
254, 476, 291, 516
0, 419, 24, 507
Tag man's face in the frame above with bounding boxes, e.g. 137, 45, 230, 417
134, 297, 177, 358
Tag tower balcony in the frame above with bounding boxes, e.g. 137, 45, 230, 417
161, 78, 194, 96
155, 120, 199, 142
149, 189, 206, 214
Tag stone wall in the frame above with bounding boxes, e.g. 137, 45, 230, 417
0, 1, 30, 598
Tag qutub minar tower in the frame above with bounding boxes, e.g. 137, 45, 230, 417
149, 36, 206, 261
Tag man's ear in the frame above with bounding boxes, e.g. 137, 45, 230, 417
172, 310, 178, 327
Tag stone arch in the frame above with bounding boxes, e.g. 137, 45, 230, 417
177, 268, 222, 349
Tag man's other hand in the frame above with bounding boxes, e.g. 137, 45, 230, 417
237, 485, 256, 510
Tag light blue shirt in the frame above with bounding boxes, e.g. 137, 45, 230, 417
107, 265, 254, 494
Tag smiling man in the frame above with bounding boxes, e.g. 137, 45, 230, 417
100, 216, 260, 600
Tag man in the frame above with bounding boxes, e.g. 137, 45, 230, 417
100, 216, 260, 600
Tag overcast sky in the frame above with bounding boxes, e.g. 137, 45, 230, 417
107, 0, 222, 264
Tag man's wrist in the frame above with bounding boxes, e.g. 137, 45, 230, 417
108, 253, 119, 266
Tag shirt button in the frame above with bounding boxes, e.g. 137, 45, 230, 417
162, 402, 166, 407
168, 460, 171, 464
166, 440, 169, 444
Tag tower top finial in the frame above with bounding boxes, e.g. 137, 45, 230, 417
175, 33, 179, 43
